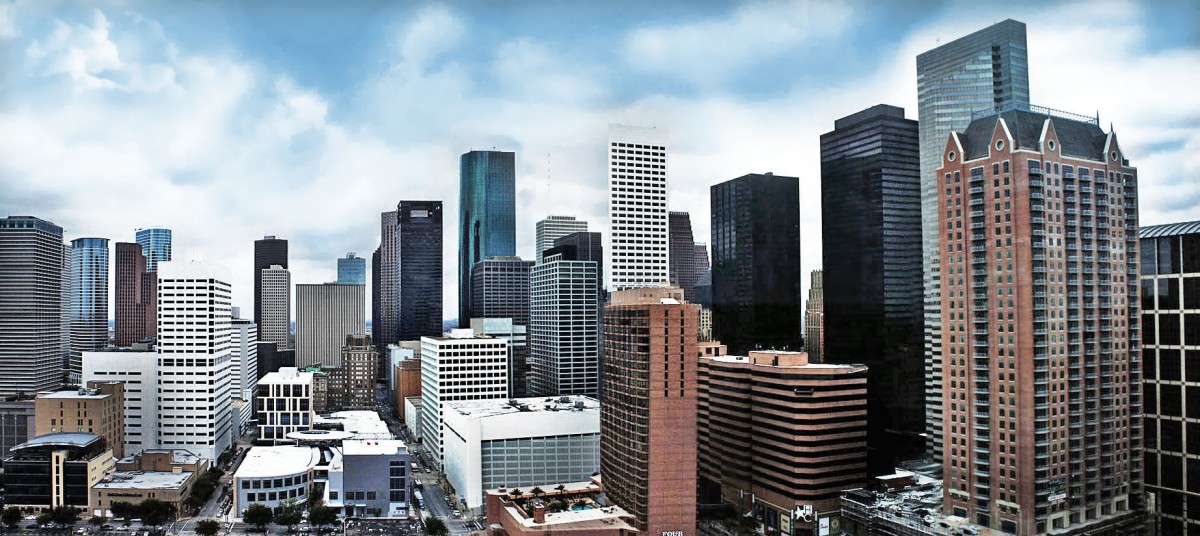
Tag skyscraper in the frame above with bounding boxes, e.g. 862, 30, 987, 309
693, 243, 709, 278
917, 19, 1030, 464
804, 269, 824, 362
530, 248, 599, 397
397, 201, 443, 340
69, 237, 109, 383
371, 247, 382, 344
0, 216, 68, 396
134, 227, 171, 272
937, 106, 1142, 533
230, 316, 258, 434
259, 265, 291, 349
470, 257, 533, 325
378, 211, 399, 346
609, 125, 669, 291
114, 242, 147, 347
338, 253, 366, 285
253, 236, 288, 343
820, 104, 924, 472
459, 150, 516, 326
710, 173, 802, 355
1137, 221, 1199, 534
600, 287, 697, 536
668, 211, 700, 302
296, 283, 366, 368
535, 215, 588, 263
420, 330, 509, 466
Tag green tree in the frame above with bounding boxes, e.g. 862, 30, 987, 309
273, 500, 303, 532
34, 512, 52, 528
508, 488, 522, 497
109, 501, 136, 522
530, 486, 545, 497
308, 505, 338, 534
138, 499, 176, 528
424, 516, 448, 536
89, 515, 107, 527
243, 504, 273, 533
196, 519, 221, 536
1, 507, 21, 529
49, 506, 80, 526
555, 484, 566, 493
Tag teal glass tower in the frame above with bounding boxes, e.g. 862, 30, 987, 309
135, 227, 172, 272
337, 253, 366, 285
458, 150, 516, 327
70, 237, 109, 383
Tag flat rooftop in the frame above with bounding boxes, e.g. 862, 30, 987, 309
446, 396, 599, 419
95, 471, 193, 490
342, 439, 407, 456
38, 390, 110, 399
234, 446, 321, 478
314, 411, 394, 439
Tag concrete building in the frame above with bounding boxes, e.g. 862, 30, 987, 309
2, 432, 115, 511
698, 351, 868, 535
937, 106, 1143, 533
804, 270, 824, 362
231, 317, 259, 435
600, 287, 697, 536
0, 398, 36, 459
403, 397, 422, 441
535, 216, 589, 264
669, 211, 700, 302
233, 445, 322, 514
114, 242, 150, 347
484, 478, 639, 536
609, 125, 669, 291
442, 396, 601, 511
157, 261, 235, 462
256, 367, 316, 443
69, 237, 109, 383
470, 318, 528, 399
81, 350, 158, 455
459, 150, 517, 327
530, 248, 600, 397
35, 381, 126, 459
296, 283, 366, 368
376, 210, 400, 346
0, 216, 69, 396
338, 253, 366, 285
254, 236, 289, 344
917, 20, 1030, 464
260, 265, 291, 349
470, 257, 532, 397
420, 330, 509, 467
327, 334, 377, 411
92, 449, 209, 517
393, 356, 422, 421
327, 439, 411, 518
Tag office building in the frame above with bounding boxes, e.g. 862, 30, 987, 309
256, 367, 316, 443
372, 247, 382, 344
917, 20, 1030, 463
1, 433, 115, 511
92, 449, 209, 517
601, 286, 697, 535
231, 317, 259, 434
254, 235, 289, 343
419, 329, 509, 466
393, 358, 422, 421
471, 257, 533, 325
443, 396, 601, 511
694, 243, 710, 276
327, 334, 377, 411
0, 216, 68, 396
698, 351, 868, 534
81, 350, 158, 455
609, 124, 669, 291
937, 106, 1142, 533
0, 399, 36, 459
328, 439, 412, 518
459, 150, 517, 326
260, 265, 291, 348
296, 283, 366, 368
68, 237, 110, 382
34, 381, 126, 459
669, 211, 701, 301
338, 253, 366, 285
820, 104, 924, 472
530, 248, 600, 397
1138, 220, 1200, 533
157, 261, 235, 462
134, 227, 171, 272
377, 211, 399, 346
398, 201, 444, 340
711, 173, 803, 355
470, 318, 529, 399
804, 270, 824, 361
535, 216, 588, 263
114, 242, 148, 347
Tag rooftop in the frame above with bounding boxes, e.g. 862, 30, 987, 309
38, 389, 111, 400
261, 367, 314, 384
1140, 220, 1200, 239
94, 470, 193, 490
14, 432, 102, 450
234, 446, 321, 478
313, 411, 394, 439
446, 396, 600, 419
704, 352, 868, 372
341, 439, 407, 456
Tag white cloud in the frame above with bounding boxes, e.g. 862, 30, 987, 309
0, 2, 19, 39
396, 4, 464, 76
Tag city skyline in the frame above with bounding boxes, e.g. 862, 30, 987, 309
1, 1, 1197, 321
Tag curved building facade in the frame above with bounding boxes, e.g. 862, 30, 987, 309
70, 237, 109, 382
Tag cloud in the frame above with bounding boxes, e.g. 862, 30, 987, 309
396, 4, 464, 77
0, 2, 19, 39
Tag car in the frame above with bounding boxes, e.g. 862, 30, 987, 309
452, 511, 461, 518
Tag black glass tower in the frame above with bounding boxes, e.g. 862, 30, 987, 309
458, 150, 516, 327
254, 236, 288, 342
398, 201, 444, 340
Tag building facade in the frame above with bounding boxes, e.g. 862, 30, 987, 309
338, 253, 366, 285
296, 283, 366, 368
328, 334, 378, 411
114, 242, 149, 347
253, 236, 289, 343
0, 216, 68, 396
535, 216, 588, 263
377, 210, 399, 346
69, 237, 110, 383
711, 173, 803, 355
669, 211, 700, 302
609, 124, 669, 291
260, 265, 291, 349
1, 433, 114, 511
470, 257, 533, 325
0, 399, 36, 459
530, 249, 600, 397
256, 368, 315, 443
917, 20, 1030, 464
231, 317, 259, 434
134, 227, 171, 273
459, 150, 517, 326
804, 270, 824, 362
81, 350, 158, 455
34, 381, 126, 459
233, 445, 320, 515
332, 440, 411, 518
600, 287, 697, 535
470, 318, 529, 399
419, 330, 509, 466
937, 106, 1142, 534
397, 201, 444, 340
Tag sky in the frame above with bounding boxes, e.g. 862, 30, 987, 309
1, 0, 1198, 321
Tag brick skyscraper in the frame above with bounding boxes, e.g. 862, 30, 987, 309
114, 242, 147, 346
937, 105, 1142, 534
600, 286, 697, 536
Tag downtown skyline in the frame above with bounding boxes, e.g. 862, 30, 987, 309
1, 1, 1198, 320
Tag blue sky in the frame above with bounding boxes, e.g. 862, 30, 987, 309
1, 0, 1198, 319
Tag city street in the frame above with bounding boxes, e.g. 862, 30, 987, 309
379, 403, 474, 535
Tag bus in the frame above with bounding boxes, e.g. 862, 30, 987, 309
413, 490, 424, 509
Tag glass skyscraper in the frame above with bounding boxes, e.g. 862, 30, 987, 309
337, 253, 366, 285
458, 150, 516, 326
134, 227, 172, 272
0, 216, 68, 396
70, 237, 109, 383
916, 19, 1029, 463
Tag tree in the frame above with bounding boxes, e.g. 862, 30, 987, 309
273, 500, 303, 532
308, 505, 338, 534
109, 501, 136, 522
305, 485, 324, 510
545, 500, 567, 513
555, 484, 566, 493
424, 516, 448, 536
49, 506, 80, 527
196, 519, 221, 536
1, 507, 21, 529
89, 515, 107, 527
530, 486, 545, 497
508, 488, 523, 497
35, 512, 52, 528
243, 504, 273, 533
138, 499, 176, 528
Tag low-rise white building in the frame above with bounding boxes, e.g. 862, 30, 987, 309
256, 367, 315, 443
233, 445, 323, 515
442, 395, 600, 512
403, 397, 422, 441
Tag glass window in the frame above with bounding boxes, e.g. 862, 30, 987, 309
1183, 234, 1200, 273
1141, 238, 1157, 275
1159, 237, 1180, 274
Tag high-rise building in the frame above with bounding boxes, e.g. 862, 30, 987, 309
711, 173, 802, 355
134, 227, 171, 272
804, 269, 824, 362
157, 260, 235, 462
397, 201, 444, 340
420, 329, 509, 466
937, 106, 1142, 533
230, 316, 259, 435
553, 232, 604, 288
470, 257, 533, 325
0, 216, 68, 396
296, 283, 366, 369
81, 350, 158, 455
820, 104, 924, 472
668, 211, 700, 302
469, 318, 528, 399
377, 211, 399, 346
535, 216, 588, 263
698, 351, 867, 534
917, 19, 1030, 464
337, 252, 366, 285
693, 243, 709, 278
69, 237, 109, 382
326, 334, 378, 411
371, 247, 381, 344
259, 265, 291, 349
1137, 221, 1200, 534
600, 287, 697, 536
529, 248, 600, 397
114, 242, 149, 347
254, 236, 288, 344
35, 381, 126, 459
609, 125, 669, 291
459, 150, 516, 326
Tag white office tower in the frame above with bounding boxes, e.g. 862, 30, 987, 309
259, 265, 291, 348
230, 317, 259, 435
156, 260, 235, 462
296, 283, 366, 368
419, 329, 508, 467
529, 252, 600, 397
534, 216, 588, 263
82, 350, 159, 456
608, 124, 669, 290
